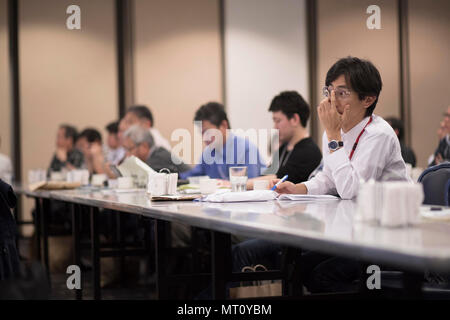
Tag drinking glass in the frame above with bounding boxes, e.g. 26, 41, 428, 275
229, 166, 248, 192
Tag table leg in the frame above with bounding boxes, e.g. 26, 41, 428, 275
155, 219, 169, 299
211, 230, 231, 300
90, 206, 101, 300
34, 197, 42, 262
41, 198, 51, 286
72, 203, 82, 300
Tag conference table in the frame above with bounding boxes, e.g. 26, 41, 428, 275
15, 185, 450, 300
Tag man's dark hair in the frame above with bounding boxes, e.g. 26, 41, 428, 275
325, 56, 382, 116
77, 128, 102, 143
127, 105, 154, 126
194, 102, 230, 128
59, 124, 78, 144
105, 121, 119, 134
268, 91, 310, 127
385, 117, 404, 141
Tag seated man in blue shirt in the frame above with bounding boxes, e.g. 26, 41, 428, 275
179, 102, 266, 180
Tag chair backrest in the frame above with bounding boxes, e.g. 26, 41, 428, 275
446, 180, 450, 206
418, 162, 450, 206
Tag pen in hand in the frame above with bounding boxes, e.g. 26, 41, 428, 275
271, 175, 288, 191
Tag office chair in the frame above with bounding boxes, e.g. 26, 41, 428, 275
418, 162, 450, 206
445, 180, 450, 206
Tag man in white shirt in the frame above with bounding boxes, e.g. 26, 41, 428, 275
233, 57, 411, 295
119, 105, 172, 151
272, 57, 410, 198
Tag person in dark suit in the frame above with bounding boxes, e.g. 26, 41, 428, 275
385, 117, 417, 167
0, 179, 19, 280
122, 124, 190, 174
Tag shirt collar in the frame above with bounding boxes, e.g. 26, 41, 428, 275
341, 116, 371, 143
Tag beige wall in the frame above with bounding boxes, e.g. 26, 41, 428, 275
316, 0, 401, 143
224, 0, 309, 163
133, 0, 223, 163
0, 0, 12, 159
20, 0, 118, 171
19, 0, 118, 233
409, 0, 450, 168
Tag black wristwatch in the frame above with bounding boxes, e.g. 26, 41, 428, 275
328, 140, 343, 151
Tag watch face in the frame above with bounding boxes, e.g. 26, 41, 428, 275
328, 141, 338, 149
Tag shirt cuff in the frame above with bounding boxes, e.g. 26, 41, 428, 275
324, 148, 348, 172
303, 179, 317, 195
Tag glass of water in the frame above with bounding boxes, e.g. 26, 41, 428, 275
229, 166, 248, 192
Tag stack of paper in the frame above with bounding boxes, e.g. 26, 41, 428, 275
201, 190, 278, 203
151, 194, 202, 201
277, 194, 339, 201
29, 181, 81, 191
117, 156, 156, 188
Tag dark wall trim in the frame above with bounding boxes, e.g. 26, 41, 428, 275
218, 0, 227, 107
398, 0, 411, 146
116, 0, 135, 118
8, 0, 21, 183
306, 0, 318, 143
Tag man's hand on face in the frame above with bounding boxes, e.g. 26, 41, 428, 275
89, 143, 103, 158
317, 90, 350, 141
56, 148, 67, 162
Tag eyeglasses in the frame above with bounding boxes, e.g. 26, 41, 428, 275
322, 86, 351, 99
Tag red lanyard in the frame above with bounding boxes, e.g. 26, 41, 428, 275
349, 116, 373, 160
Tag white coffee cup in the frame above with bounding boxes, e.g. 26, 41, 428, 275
50, 171, 65, 182
91, 174, 107, 186
117, 177, 133, 189
108, 179, 119, 189
200, 179, 217, 195
148, 173, 167, 196
253, 180, 269, 190
166, 173, 178, 195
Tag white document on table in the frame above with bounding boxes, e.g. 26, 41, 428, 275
201, 190, 278, 203
277, 194, 340, 201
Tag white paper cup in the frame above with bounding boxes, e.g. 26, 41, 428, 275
253, 180, 269, 190
50, 171, 64, 182
108, 179, 119, 189
148, 173, 167, 196
167, 173, 178, 195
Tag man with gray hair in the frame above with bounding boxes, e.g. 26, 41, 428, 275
122, 125, 190, 173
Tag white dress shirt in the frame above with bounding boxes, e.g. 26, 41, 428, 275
105, 145, 126, 165
150, 128, 172, 151
304, 114, 411, 199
